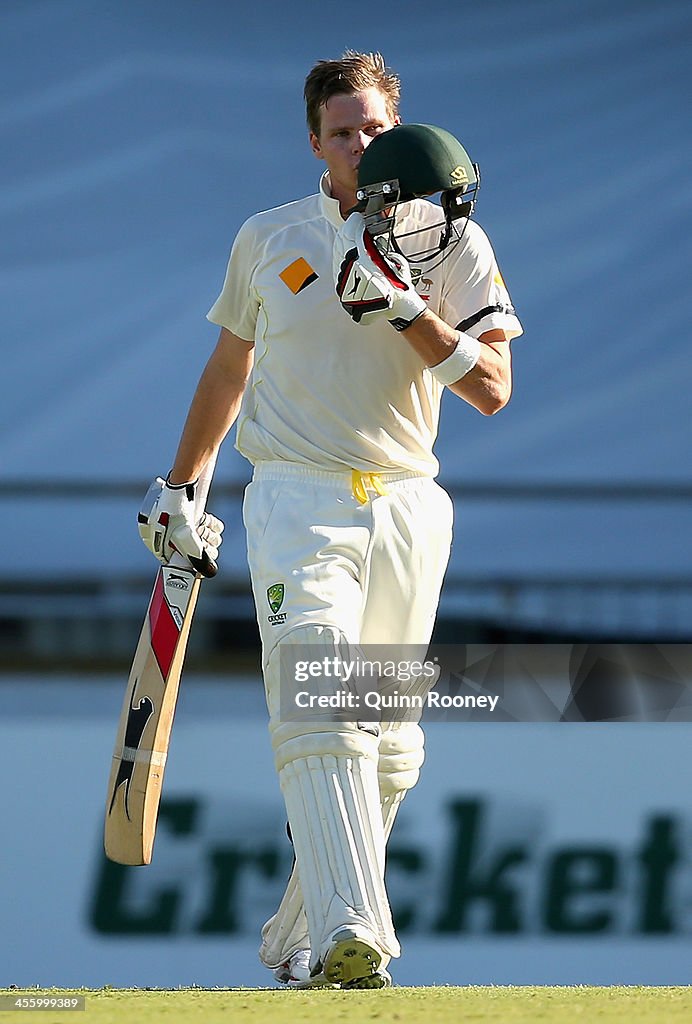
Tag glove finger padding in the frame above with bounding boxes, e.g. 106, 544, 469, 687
335, 245, 393, 323
359, 226, 410, 291
196, 512, 224, 558
333, 212, 426, 330
333, 213, 392, 325
167, 519, 219, 577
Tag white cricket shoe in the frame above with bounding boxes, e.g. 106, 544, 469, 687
272, 948, 336, 989
319, 927, 392, 989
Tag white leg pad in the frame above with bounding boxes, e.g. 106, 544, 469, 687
279, 751, 400, 961
260, 723, 424, 967
259, 867, 306, 969
261, 791, 408, 968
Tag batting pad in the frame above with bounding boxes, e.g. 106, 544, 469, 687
279, 752, 400, 962
259, 785, 406, 968
260, 628, 430, 967
259, 866, 307, 969
260, 722, 424, 967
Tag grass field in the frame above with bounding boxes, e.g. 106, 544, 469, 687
1, 987, 691, 1022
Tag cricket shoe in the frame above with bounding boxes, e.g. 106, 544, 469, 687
319, 927, 392, 989
273, 949, 336, 989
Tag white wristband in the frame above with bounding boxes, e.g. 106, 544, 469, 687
427, 332, 481, 386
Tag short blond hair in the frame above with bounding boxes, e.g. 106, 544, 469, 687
304, 50, 401, 137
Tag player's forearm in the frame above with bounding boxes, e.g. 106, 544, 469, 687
401, 311, 511, 415
168, 334, 253, 484
168, 379, 242, 483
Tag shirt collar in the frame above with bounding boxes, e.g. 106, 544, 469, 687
319, 172, 347, 228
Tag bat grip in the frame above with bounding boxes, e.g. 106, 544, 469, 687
168, 450, 219, 572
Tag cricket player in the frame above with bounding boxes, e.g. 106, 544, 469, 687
139, 50, 522, 988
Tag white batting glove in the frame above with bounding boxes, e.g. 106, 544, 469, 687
137, 476, 224, 578
333, 212, 426, 330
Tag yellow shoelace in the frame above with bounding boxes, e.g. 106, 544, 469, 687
351, 470, 388, 505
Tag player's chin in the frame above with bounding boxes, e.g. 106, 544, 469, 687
339, 160, 359, 180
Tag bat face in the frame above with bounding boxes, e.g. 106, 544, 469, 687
104, 564, 201, 865
107, 685, 155, 821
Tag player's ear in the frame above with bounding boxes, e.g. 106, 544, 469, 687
309, 131, 323, 160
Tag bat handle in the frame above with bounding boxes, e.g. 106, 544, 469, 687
168, 449, 219, 573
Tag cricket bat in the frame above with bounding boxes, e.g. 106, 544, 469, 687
104, 459, 216, 865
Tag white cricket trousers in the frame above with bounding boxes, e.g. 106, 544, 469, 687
243, 461, 454, 668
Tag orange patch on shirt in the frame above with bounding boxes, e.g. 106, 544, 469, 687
280, 258, 319, 294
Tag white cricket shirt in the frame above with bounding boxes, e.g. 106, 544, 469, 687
207, 173, 522, 475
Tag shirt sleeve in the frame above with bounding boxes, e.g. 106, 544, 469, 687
206, 216, 261, 341
440, 220, 523, 340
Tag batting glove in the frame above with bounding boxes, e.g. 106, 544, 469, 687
333, 212, 426, 330
137, 475, 224, 577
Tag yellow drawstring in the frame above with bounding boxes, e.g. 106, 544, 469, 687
351, 470, 388, 505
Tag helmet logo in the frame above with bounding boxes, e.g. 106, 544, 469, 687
450, 165, 470, 186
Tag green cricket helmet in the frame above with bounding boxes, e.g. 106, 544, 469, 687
355, 123, 480, 269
